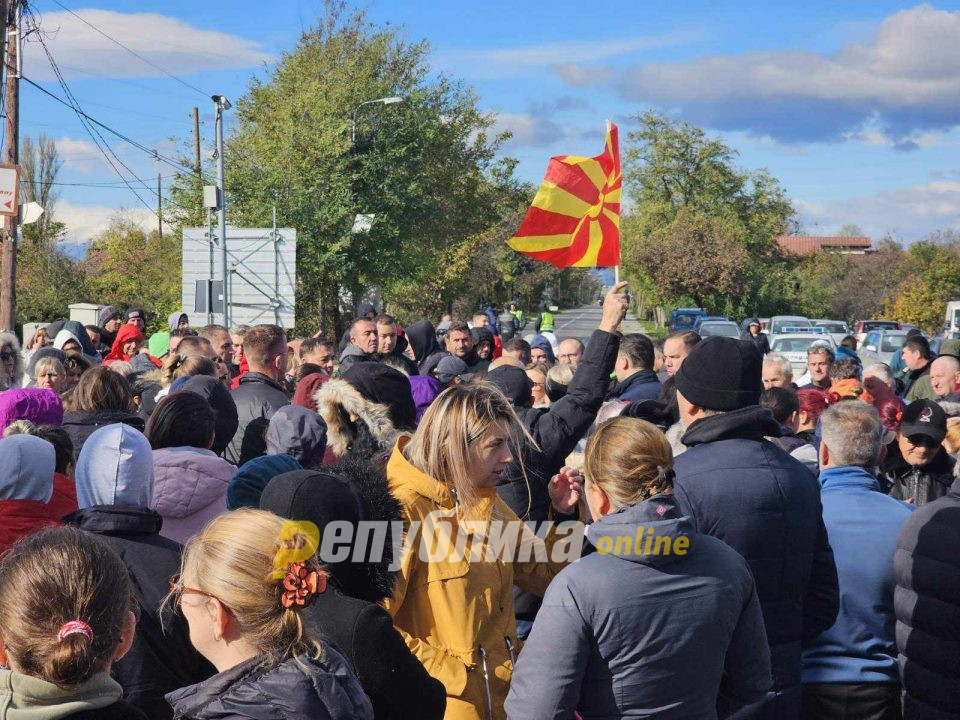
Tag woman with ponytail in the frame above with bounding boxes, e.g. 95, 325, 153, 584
506, 417, 773, 720
165, 508, 372, 719
0, 526, 145, 719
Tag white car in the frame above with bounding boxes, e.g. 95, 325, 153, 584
811, 319, 851, 347
769, 333, 837, 378
765, 315, 812, 336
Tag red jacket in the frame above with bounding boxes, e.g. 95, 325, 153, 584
50, 472, 79, 521
0, 500, 59, 554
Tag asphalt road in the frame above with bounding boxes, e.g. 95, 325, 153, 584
532, 304, 645, 344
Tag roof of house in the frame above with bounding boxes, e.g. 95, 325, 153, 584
776, 235, 872, 256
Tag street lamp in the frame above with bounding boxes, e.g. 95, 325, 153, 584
350, 95, 404, 143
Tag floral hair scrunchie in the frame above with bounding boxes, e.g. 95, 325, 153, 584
280, 561, 325, 609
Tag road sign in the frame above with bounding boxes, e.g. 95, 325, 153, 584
0, 164, 18, 218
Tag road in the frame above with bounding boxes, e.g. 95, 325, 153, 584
536, 304, 646, 344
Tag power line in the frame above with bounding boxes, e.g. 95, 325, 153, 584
22, 175, 179, 188
45, 0, 211, 100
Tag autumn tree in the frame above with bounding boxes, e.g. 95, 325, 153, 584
885, 239, 960, 331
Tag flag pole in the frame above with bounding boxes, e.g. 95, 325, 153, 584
614, 265, 620, 285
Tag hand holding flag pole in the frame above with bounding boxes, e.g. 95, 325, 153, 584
508, 121, 621, 273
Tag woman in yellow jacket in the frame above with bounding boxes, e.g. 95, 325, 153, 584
384, 383, 582, 720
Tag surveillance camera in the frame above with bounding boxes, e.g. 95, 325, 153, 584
211, 95, 232, 110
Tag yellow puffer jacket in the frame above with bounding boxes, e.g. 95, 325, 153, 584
384, 438, 571, 720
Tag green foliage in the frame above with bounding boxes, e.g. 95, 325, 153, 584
16, 241, 89, 323
81, 216, 182, 332
885, 241, 960, 332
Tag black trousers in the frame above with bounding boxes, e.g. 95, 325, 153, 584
802, 683, 901, 720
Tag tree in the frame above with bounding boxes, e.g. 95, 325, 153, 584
164, 2, 513, 335
630, 207, 747, 309
81, 215, 182, 332
884, 240, 960, 332
20, 134, 66, 246
620, 111, 795, 317
837, 223, 864, 237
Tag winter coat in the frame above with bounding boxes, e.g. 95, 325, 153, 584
507, 495, 772, 720
226, 372, 290, 466
227, 454, 301, 510
484, 304, 497, 331
405, 320, 448, 378
0, 669, 148, 720
166, 651, 373, 720
338, 344, 376, 375
409, 375, 442, 424
104, 325, 145, 364
529, 334, 556, 364
384, 438, 572, 720
177, 376, 239, 456
50, 472, 79, 520
64, 505, 214, 720
904, 362, 938, 402
497, 311, 517, 342
743, 330, 771, 355
53, 327, 84, 353
607, 368, 661, 402
880, 441, 955, 506
315, 379, 404, 461
894, 474, 960, 719
0, 435, 58, 552
673, 406, 840, 719
130, 353, 162, 373
292, 372, 330, 413
75, 423, 154, 509
62, 409, 145, 460
265, 405, 328, 468
150, 447, 232, 545
801, 465, 913, 686
0, 387, 62, 433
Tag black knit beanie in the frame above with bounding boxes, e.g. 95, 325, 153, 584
674, 336, 763, 411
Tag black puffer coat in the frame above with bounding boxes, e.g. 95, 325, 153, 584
895, 475, 960, 720
226, 372, 290, 466
62, 409, 146, 460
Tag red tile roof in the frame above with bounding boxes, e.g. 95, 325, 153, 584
776, 235, 872, 256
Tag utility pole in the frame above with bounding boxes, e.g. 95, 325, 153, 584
0, 0, 20, 331
156, 173, 162, 237
212, 95, 231, 327
192, 106, 200, 175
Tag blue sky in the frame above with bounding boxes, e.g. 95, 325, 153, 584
20, 0, 960, 245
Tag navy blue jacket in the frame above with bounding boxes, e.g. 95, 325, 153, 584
801, 465, 913, 685
609, 368, 661, 403
506, 495, 771, 719
673, 406, 839, 720
895, 475, 960, 719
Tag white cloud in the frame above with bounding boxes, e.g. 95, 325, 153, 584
55, 200, 152, 245
797, 180, 960, 240
488, 112, 566, 149
555, 4, 960, 144
25, 9, 275, 80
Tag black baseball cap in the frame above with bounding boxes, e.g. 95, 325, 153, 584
900, 399, 947, 443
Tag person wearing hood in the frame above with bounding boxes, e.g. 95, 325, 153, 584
61, 320, 102, 366
226, 324, 291, 466
104, 324, 147, 365
528, 334, 556, 366
879, 398, 955, 506
315, 362, 417, 461
53, 327, 84, 354
507, 417, 772, 719
405, 319, 449, 378
227, 453, 301, 509
672, 336, 839, 719
470, 326, 496, 363
0, 387, 62, 434
177, 375, 239, 457
145, 393, 234, 545
165, 509, 373, 720
62, 367, 146, 457
98, 305, 123, 350
743, 318, 771, 355
0, 527, 148, 720
260, 461, 446, 720
801, 402, 913, 720
384, 383, 582, 720
0, 330, 25, 390
22, 346, 67, 388
292, 371, 330, 412
265, 405, 327, 468
168, 311, 190, 333
0, 435, 60, 553
67, 422, 214, 720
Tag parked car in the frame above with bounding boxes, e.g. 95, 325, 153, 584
765, 315, 813, 335
859, 329, 909, 367
669, 308, 706, 333
812, 319, 852, 347
854, 320, 900, 348
769, 333, 837, 377
697, 320, 741, 339
693, 315, 727, 331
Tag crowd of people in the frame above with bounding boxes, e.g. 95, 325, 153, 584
0, 286, 957, 719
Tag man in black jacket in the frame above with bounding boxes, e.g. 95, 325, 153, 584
487, 282, 627, 635
226, 324, 290, 466
672, 337, 839, 720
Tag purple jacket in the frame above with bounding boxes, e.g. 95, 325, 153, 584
150, 447, 234, 544
408, 375, 442, 424
0, 388, 62, 433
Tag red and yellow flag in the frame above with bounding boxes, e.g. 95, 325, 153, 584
508, 121, 621, 268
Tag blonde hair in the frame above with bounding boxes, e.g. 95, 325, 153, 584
161, 354, 216, 387
3, 419, 36, 438
584, 417, 674, 509
35, 356, 65, 381
945, 417, 960, 455
174, 509, 324, 662
403, 383, 534, 518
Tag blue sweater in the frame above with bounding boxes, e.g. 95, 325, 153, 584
802, 465, 913, 684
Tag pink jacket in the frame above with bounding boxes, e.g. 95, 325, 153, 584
150, 447, 234, 545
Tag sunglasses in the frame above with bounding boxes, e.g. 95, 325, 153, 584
906, 435, 941, 449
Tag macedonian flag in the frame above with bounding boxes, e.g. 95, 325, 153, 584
508, 121, 621, 268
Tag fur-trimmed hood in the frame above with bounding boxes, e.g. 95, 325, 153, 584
315, 379, 400, 459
